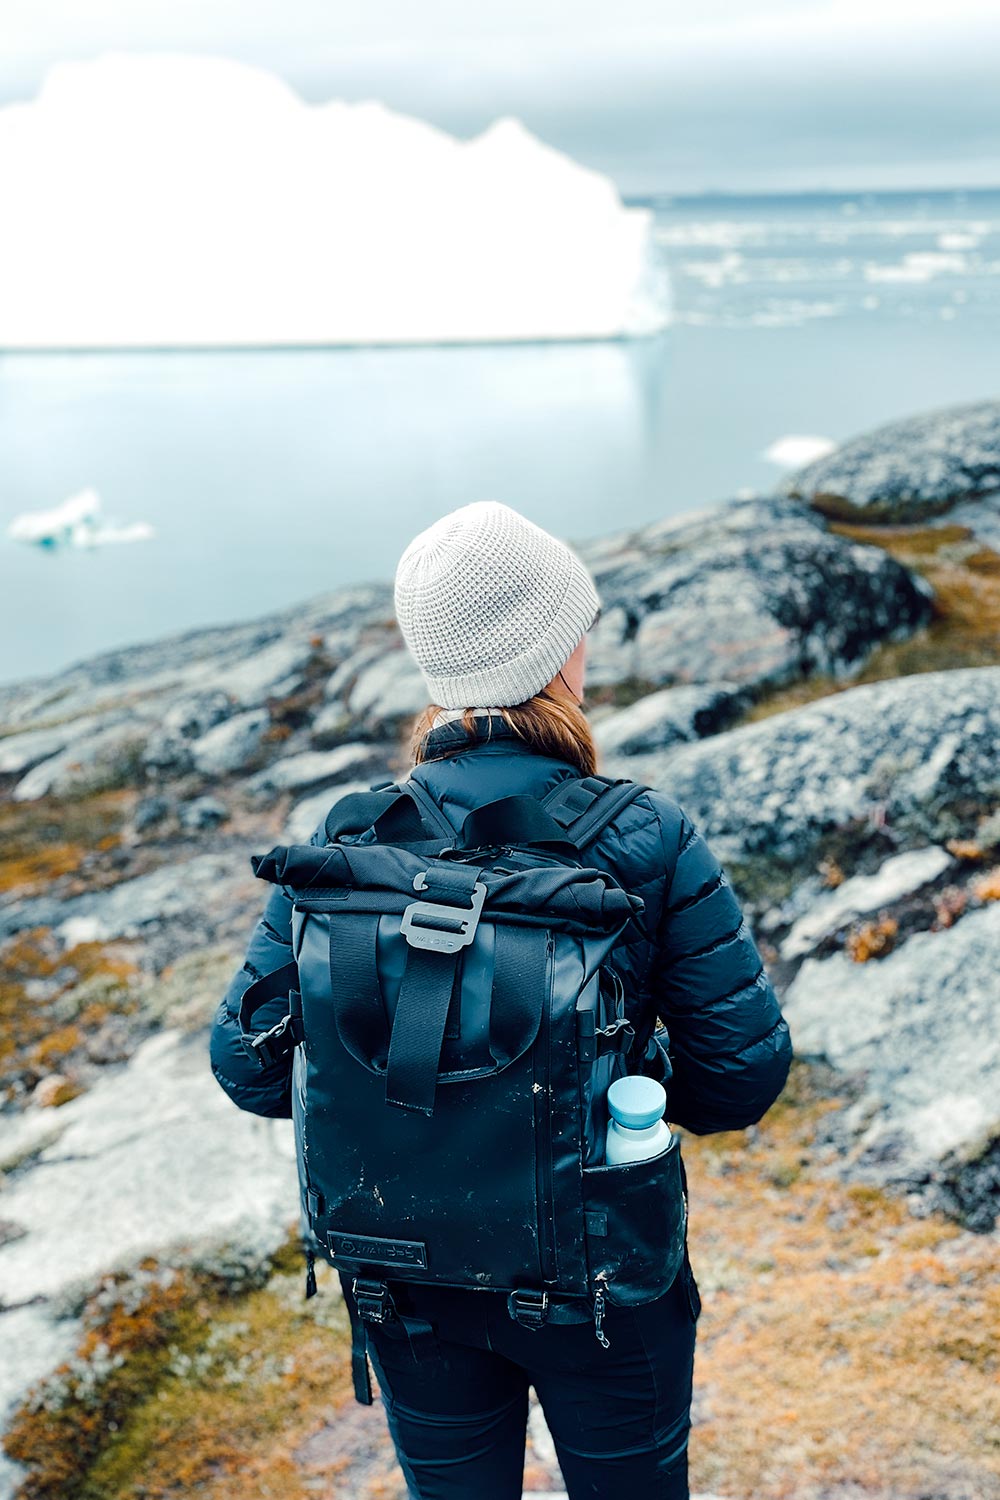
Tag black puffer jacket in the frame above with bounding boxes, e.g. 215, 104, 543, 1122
210, 717, 792, 1133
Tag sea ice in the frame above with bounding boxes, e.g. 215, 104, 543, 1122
0, 55, 669, 348
762, 434, 836, 468
7, 488, 154, 548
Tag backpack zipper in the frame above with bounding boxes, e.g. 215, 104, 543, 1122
593, 1284, 611, 1348
534, 932, 558, 1284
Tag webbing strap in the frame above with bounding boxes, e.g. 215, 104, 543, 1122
542, 775, 648, 850
571, 780, 648, 848
238, 961, 303, 1066
346, 1278, 440, 1403
542, 774, 609, 826
238, 960, 299, 1035
401, 777, 459, 839
344, 1284, 373, 1405
327, 913, 390, 1070
488, 924, 548, 1070
325, 785, 442, 845
384, 945, 457, 1114
456, 795, 578, 855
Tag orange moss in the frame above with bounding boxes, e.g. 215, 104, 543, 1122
0, 790, 131, 897
5, 1059, 998, 1500
3, 1242, 361, 1500
971, 867, 1000, 902
946, 838, 986, 862
4, 1262, 201, 1499
29, 1023, 86, 1068
934, 885, 969, 928
680, 1062, 998, 1499
0, 929, 138, 1098
846, 914, 899, 962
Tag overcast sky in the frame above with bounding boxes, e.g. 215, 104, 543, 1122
3, 0, 999, 194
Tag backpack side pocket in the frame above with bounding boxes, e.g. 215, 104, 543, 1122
581, 1137, 686, 1307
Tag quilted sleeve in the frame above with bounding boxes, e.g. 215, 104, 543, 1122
647, 796, 793, 1135
208, 816, 327, 1118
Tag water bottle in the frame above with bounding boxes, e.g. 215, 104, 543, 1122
604, 1076, 672, 1165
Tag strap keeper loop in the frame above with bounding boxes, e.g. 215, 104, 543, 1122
507, 1288, 549, 1330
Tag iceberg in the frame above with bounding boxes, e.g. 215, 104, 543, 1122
7, 488, 155, 548
0, 55, 669, 348
762, 434, 837, 469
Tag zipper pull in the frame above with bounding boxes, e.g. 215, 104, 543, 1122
593, 1287, 611, 1349
304, 1247, 317, 1299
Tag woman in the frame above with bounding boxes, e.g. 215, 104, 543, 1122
210, 500, 793, 1500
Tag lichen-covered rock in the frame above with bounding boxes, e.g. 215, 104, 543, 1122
0, 1028, 297, 1308
0, 854, 247, 945
244, 743, 378, 795
0, 582, 391, 733
133, 795, 174, 832
0, 715, 105, 777
177, 795, 230, 831
783, 901, 1000, 1228
783, 399, 1000, 521
190, 709, 270, 777
615, 666, 1000, 876
593, 683, 747, 757
0, 1028, 299, 1458
162, 688, 236, 739
347, 649, 428, 722
780, 846, 954, 960
12, 717, 152, 801
580, 497, 932, 691
216, 637, 313, 708
141, 726, 195, 777
583, 605, 636, 689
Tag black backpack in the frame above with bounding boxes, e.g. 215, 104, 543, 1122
240, 773, 688, 1404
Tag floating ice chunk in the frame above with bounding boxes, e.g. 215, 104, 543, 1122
762, 435, 836, 468
0, 55, 669, 348
937, 231, 980, 252
7, 487, 100, 544
7, 487, 154, 549
864, 251, 968, 283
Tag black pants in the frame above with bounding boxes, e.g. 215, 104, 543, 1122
344, 1257, 701, 1500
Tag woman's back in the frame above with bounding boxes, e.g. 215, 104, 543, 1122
210, 500, 792, 1500
409, 712, 790, 1140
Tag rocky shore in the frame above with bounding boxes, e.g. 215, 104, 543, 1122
1, 397, 998, 1500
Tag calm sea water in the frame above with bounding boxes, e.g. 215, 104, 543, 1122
2, 187, 999, 687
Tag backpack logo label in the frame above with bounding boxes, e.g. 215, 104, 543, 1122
328, 1232, 428, 1268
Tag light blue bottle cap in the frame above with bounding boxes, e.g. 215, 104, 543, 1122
607, 1076, 667, 1130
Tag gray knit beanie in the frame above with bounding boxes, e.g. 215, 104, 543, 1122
394, 501, 601, 709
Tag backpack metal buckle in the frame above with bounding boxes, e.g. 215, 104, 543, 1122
507, 1288, 549, 1330
400, 875, 487, 954
245, 1011, 297, 1068
352, 1277, 395, 1326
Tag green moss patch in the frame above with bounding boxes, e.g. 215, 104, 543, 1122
742, 523, 1000, 728
3, 1236, 359, 1500
0, 792, 133, 898
0, 930, 138, 1108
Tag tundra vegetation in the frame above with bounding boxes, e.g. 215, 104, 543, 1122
2, 400, 998, 1498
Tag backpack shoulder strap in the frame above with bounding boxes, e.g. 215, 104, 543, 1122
542, 774, 649, 851
324, 782, 445, 846
400, 775, 460, 839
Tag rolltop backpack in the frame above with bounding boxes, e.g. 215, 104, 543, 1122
239, 772, 689, 1404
